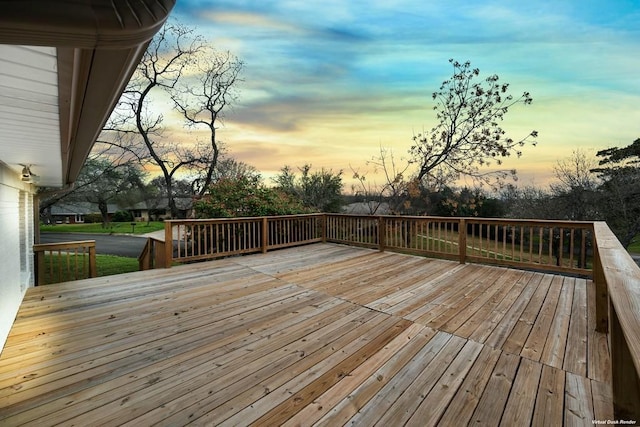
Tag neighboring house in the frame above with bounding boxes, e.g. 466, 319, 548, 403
343, 201, 392, 215
0, 1, 174, 351
128, 198, 194, 221
46, 202, 119, 224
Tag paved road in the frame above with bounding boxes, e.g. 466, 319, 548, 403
40, 233, 148, 258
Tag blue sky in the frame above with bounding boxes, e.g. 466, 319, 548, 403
170, 0, 640, 188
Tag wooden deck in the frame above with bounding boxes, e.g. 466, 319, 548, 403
0, 243, 613, 426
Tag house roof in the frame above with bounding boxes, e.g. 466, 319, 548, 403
343, 201, 392, 215
49, 202, 118, 216
128, 198, 193, 211
0, 0, 175, 187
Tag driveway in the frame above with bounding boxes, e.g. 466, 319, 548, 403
40, 233, 148, 258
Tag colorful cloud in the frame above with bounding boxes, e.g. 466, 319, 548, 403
166, 0, 640, 189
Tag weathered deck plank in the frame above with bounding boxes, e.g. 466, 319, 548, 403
540, 277, 574, 369
532, 364, 565, 426
313, 326, 438, 426
281, 322, 428, 426
500, 357, 543, 426
564, 278, 588, 377
0, 243, 613, 425
437, 345, 502, 425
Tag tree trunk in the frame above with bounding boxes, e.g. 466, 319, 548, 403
168, 195, 179, 219
41, 205, 53, 225
98, 199, 110, 227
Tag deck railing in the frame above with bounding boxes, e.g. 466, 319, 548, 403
162, 213, 639, 419
33, 240, 97, 285
163, 214, 324, 264
325, 214, 594, 277
163, 214, 595, 276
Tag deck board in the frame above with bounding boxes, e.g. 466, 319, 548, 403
437, 345, 502, 426
531, 364, 565, 426
468, 351, 520, 426
0, 243, 612, 425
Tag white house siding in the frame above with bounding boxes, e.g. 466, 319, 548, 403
0, 163, 33, 352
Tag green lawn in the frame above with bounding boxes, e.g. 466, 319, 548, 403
96, 254, 140, 276
40, 221, 165, 235
629, 236, 640, 254
40, 253, 140, 285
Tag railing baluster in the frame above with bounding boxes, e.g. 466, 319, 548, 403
569, 228, 575, 267
559, 227, 564, 267
512, 227, 516, 261
581, 229, 587, 269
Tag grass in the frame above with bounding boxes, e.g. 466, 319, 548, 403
41, 253, 140, 284
96, 254, 140, 276
629, 236, 640, 254
41, 221, 165, 235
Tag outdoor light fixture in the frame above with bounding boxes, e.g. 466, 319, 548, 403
20, 164, 32, 181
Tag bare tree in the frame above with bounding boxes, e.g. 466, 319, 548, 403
100, 23, 243, 218
366, 147, 417, 214
39, 158, 146, 226
553, 149, 599, 191
172, 50, 243, 196
411, 59, 538, 188
550, 149, 601, 221
39, 140, 147, 225
352, 146, 432, 215
211, 157, 260, 182
349, 166, 386, 215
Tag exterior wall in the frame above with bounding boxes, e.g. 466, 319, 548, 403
0, 163, 34, 353
52, 214, 84, 224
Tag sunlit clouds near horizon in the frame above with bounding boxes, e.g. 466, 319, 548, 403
166, 0, 640, 191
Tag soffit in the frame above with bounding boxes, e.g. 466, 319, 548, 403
0, 45, 62, 187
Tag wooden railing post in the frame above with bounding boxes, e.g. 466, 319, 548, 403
164, 221, 173, 268
138, 238, 152, 271
36, 251, 45, 286
459, 218, 467, 264
88, 245, 97, 278
262, 217, 268, 253
155, 240, 166, 268
378, 216, 385, 252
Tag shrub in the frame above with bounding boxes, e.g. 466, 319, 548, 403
194, 175, 310, 218
112, 210, 133, 222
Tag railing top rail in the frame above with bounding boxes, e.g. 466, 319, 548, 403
463, 217, 594, 226
33, 240, 96, 251
327, 213, 594, 226
165, 213, 324, 225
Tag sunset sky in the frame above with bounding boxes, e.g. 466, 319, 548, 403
168, 0, 640, 190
